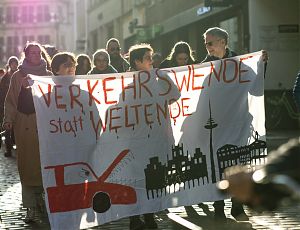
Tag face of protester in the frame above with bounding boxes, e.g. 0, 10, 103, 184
26, 45, 42, 66
95, 55, 109, 71
107, 42, 121, 59
9, 61, 18, 72
204, 34, 226, 59
175, 52, 189, 66
135, 51, 153, 71
56, 57, 76, 76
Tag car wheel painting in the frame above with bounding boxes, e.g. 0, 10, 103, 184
92, 192, 111, 213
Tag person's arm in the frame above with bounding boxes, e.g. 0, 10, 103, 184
2, 72, 21, 130
156, 69, 181, 103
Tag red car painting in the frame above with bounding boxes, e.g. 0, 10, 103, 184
44, 149, 137, 213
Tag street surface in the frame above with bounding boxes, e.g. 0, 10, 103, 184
0, 130, 299, 229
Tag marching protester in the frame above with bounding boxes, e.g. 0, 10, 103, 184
126, 43, 181, 230
88, 49, 117, 75
75, 54, 92, 75
3, 42, 52, 223
106, 38, 130, 73
127, 43, 158, 230
0, 56, 19, 157
51, 52, 77, 76
293, 70, 300, 109
200, 26, 269, 221
160, 41, 195, 68
218, 138, 300, 212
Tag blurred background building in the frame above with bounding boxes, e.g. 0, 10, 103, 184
0, 0, 76, 64
0, 0, 299, 129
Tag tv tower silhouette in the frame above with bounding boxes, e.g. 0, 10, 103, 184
204, 100, 218, 183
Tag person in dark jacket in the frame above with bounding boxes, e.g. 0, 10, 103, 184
0, 56, 19, 157
201, 27, 237, 63
75, 54, 92, 75
106, 38, 130, 73
200, 27, 268, 221
201, 27, 247, 221
160, 41, 195, 68
88, 49, 117, 75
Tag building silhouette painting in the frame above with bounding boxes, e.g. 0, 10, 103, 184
144, 144, 208, 199
217, 131, 267, 180
144, 102, 267, 199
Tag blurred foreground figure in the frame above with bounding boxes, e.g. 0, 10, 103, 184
218, 138, 300, 211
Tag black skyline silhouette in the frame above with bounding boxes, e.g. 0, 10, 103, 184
144, 102, 267, 199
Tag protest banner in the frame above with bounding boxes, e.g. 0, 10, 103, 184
31, 51, 267, 229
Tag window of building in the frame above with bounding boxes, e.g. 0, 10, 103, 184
220, 17, 239, 53
6, 7, 12, 23
28, 5, 34, 23
7, 36, 13, 57
0, 7, 4, 24
12, 6, 18, 23
37, 5, 51, 22
21, 5, 35, 23
21, 6, 28, 23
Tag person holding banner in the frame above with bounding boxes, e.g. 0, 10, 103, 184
160, 41, 195, 68
122, 43, 180, 229
106, 38, 130, 73
88, 49, 118, 75
200, 27, 268, 221
3, 42, 52, 223
126, 43, 159, 230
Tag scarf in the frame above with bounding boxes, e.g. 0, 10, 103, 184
17, 59, 48, 115
19, 58, 48, 76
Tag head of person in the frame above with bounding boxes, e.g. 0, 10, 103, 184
92, 49, 111, 72
106, 38, 121, 59
203, 27, 228, 59
152, 52, 162, 68
169, 41, 195, 66
42, 44, 58, 59
7, 56, 19, 72
23, 42, 44, 66
51, 52, 76, 76
129, 43, 153, 71
76, 54, 91, 75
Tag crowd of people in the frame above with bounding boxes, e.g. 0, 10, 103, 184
0, 26, 298, 230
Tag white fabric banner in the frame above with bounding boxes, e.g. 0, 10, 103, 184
31, 51, 267, 229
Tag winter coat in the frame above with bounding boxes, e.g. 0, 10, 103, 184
4, 69, 52, 186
